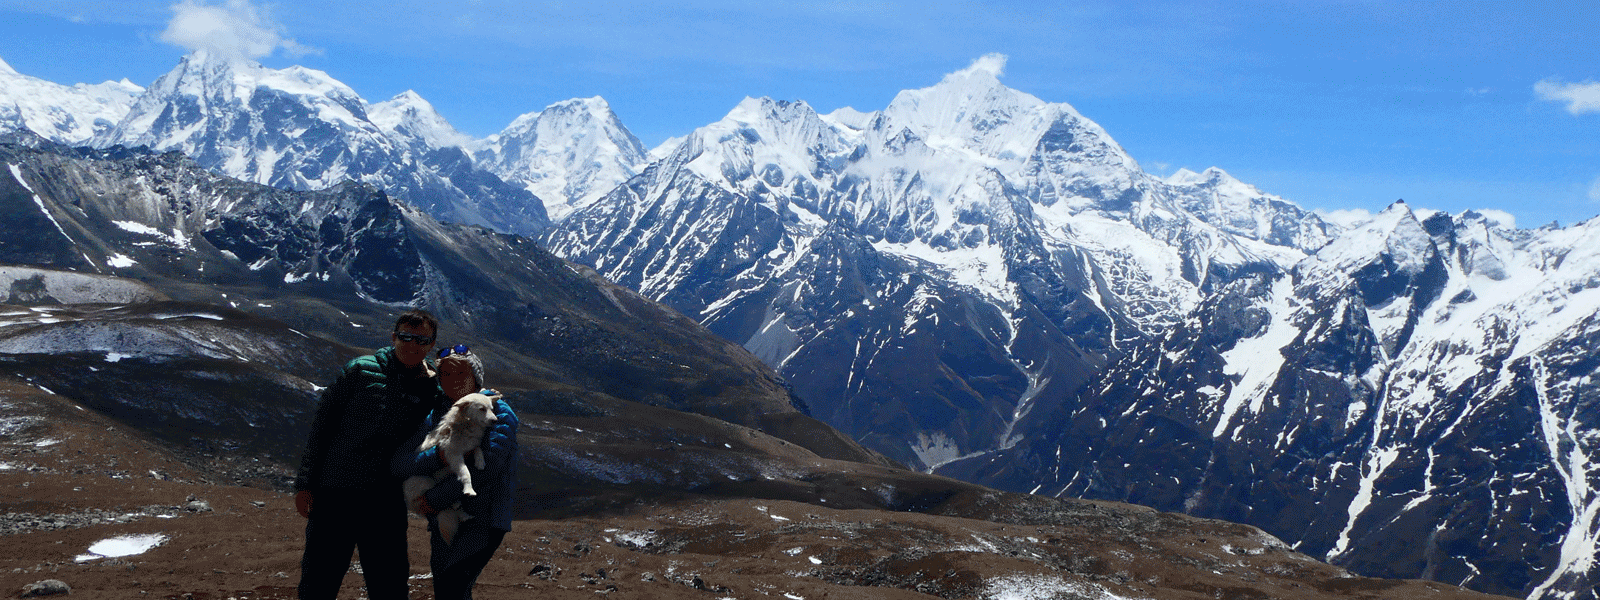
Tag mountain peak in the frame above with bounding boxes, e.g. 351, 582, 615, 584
474, 95, 647, 222
389, 89, 427, 104
369, 90, 471, 150
888, 55, 1045, 124
1167, 167, 1238, 186
724, 96, 820, 123
1381, 199, 1414, 215
557, 95, 611, 111
175, 49, 257, 77
0, 56, 143, 145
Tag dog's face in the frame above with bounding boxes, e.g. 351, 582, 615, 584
450, 393, 498, 429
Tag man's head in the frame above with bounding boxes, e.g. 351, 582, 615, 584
391, 309, 439, 367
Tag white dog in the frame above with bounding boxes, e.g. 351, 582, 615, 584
403, 393, 498, 544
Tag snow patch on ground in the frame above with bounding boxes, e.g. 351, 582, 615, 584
984, 574, 1130, 600
74, 533, 168, 562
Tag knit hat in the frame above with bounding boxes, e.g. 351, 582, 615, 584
440, 351, 485, 391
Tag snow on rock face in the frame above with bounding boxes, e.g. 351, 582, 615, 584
0, 57, 142, 145
90, 50, 547, 236
368, 90, 475, 151
100, 50, 376, 171
475, 96, 648, 222
542, 56, 1323, 480
974, 204, 1600, 599
1165, 167, 1337, 251
676, 97, 853, 203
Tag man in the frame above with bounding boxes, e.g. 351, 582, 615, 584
294, 309, 445, 599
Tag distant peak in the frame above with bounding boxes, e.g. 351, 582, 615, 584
0, 55, 16, 76
822, 106, 876, 131
545, 96, 615, 115
725, 96, 817, 121
390, 90, 427, 104
1382, 199, 1412, 214
1458, 208, 1517, 230
1167, 168, 1206, 185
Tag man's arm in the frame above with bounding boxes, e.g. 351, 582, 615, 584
292, 364, 358, 516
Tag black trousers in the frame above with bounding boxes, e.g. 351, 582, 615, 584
297, 490, 411, 600
429, 524, 505, 600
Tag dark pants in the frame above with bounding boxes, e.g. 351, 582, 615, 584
298, 490, 411, 600
430, 524, 505, 600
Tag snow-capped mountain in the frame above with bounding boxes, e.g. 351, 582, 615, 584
947, 201, 1600, 598
473, 96, 648, 222
90, 50, 548, 235
544, 57, 1328, 473
0, 56, 143, 145
4, 53, 659, 234
368, 90, 475, 152
0, 138, 885, 468
9, 45, 1597, 597
540, 56, 1597, 599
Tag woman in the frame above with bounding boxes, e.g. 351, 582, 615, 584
392, 344, 519, 600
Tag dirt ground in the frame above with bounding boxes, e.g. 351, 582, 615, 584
0, 381, 1517, 600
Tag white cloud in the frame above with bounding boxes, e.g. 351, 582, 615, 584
1590, 176, 1600, 203
951, 53, 1008, 79
160, 0, 318, 61
1534, 78, 1600, 115
1315, 208, 1374, 229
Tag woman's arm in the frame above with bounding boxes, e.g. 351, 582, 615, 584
418, 398, 519, 510
478, 399, 521, 471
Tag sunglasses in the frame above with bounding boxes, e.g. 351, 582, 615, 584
437, 344, 471, 359
394, 332, 435, 346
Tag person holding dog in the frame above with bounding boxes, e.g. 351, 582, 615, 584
393, 344, 519, 600
293, 309, 447, 600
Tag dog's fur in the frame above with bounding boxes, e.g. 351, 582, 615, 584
402, 393, 498, 544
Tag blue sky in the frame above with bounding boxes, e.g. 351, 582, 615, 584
1, 0, 1597, 227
